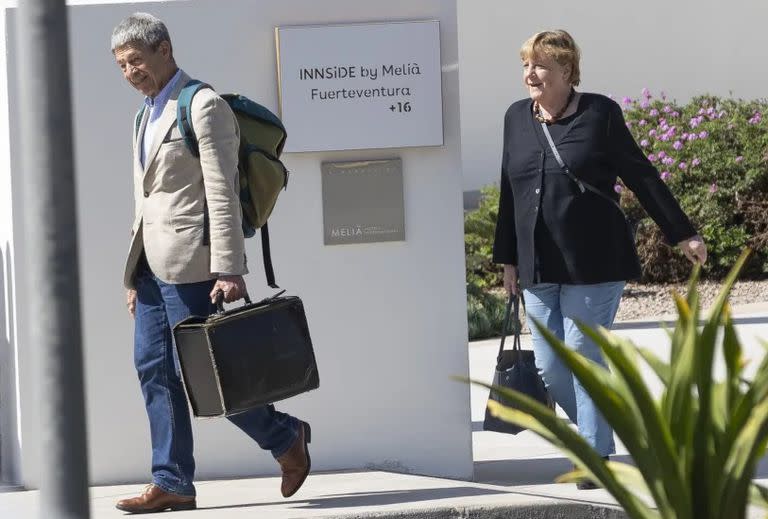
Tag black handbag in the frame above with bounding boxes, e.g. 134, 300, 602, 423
483, 294, 553, 434
173, 291, 319, 418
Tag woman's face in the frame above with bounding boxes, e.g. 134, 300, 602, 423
522, 53, 570, 103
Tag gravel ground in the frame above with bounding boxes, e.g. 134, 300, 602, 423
616, 279, 768, 321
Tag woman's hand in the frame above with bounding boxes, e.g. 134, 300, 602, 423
503, 264, 519, 295
678, 235, 708, 265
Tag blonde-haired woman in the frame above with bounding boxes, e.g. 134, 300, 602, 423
493, 30, 707, 488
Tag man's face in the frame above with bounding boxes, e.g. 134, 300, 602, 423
114, 41, 171, 98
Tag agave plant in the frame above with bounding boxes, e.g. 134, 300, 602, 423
470, 249, 768, 518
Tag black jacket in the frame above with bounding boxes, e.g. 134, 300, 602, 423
492, 93, 697, 288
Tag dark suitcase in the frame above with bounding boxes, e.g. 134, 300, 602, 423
173, 292, 319, 418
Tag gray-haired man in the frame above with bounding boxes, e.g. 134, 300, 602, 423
112, 13, 311, 513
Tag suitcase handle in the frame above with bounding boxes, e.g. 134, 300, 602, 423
215, 290, 253, 314
215, 289, 286, 314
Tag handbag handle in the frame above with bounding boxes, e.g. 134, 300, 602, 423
497, 293, 522, 363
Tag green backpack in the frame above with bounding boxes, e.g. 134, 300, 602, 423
135, 79, 289, 287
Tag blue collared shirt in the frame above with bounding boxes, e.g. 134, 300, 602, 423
140, 68, 184, 167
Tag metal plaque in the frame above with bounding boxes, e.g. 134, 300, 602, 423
321, 159, 405, 245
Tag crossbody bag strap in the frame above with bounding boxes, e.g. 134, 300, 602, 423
540, 122, 624, 213
496, 294, 522, 363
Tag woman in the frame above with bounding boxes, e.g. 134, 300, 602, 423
493, 29, 707, 488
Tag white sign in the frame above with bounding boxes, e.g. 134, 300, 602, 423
275, 21, 444, 152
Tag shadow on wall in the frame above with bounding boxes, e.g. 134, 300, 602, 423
0, 241, 18, 483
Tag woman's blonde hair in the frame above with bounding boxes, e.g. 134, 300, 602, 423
520, 30, 581, 86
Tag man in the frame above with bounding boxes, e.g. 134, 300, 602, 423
111, 13, 311, 513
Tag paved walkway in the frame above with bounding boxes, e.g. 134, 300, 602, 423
2, 305, 766, 518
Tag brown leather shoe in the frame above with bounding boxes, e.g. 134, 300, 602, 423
115, 484, 196, 514
276, 420, 312, 498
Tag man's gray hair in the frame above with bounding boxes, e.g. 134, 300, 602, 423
111, 12, 172, 52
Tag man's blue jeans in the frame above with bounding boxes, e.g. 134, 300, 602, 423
133, 265, 300, 497
523, 281, 625, 457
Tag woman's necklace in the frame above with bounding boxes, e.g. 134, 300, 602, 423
534, 88, 576, 124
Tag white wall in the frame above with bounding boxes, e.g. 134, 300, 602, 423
2, 0, 472, 487
458, 0, 768, 191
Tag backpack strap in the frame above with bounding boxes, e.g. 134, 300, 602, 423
176, 79, 212, 158
260, 223, 278, 289
177, 79, 279, 289
134, 105, 146, 144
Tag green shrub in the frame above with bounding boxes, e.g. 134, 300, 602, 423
467, 250, 768, 519
465, 186, 507, 340
620, 91, 768, 279
466, 281, 506, 340
464, 185, 501, 289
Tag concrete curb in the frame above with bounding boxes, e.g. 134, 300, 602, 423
311, 502, 627, 518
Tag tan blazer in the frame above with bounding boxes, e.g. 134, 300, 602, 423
123, 71, 247, 288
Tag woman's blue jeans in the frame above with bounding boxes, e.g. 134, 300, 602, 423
133, 265, 300, 497
523, 281, 625, 456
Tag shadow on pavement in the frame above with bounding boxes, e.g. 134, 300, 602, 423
476, 453, 768, 487
196, 486, 510, 512
474, 455, 634, 486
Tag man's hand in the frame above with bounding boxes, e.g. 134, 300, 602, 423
126, 289, 137, 318
210, 275, 248, 304
678, 235, 708, 265
503, 264, 519, 296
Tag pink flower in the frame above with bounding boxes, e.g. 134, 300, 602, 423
649, 129, 657, 137
692, 158, 701, 167
671, 111, 680, 118
639, 119, 647, 126
699, 131, 709, 139
749, 112, 762, 124
673, 140, 683, 150
626, 121, 633, 128
698, 108, 706, 115
640, 100, 650, 109
679, 162, 687, 169
681, 132, 689, 139
622, 96, 633, 105
640, 139, 650, 147
658, 151, 667, 159
735, 156, 744, 163
642, 87, 651, 99
663, 105, 672, 113
709, 182, 718, 193
650, 108, 660, 117
648, 154, 657, 162
614, 183, 624, 193
661, 171, 671, 181
688, 134, 698, 142
690, 118, 700, 128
